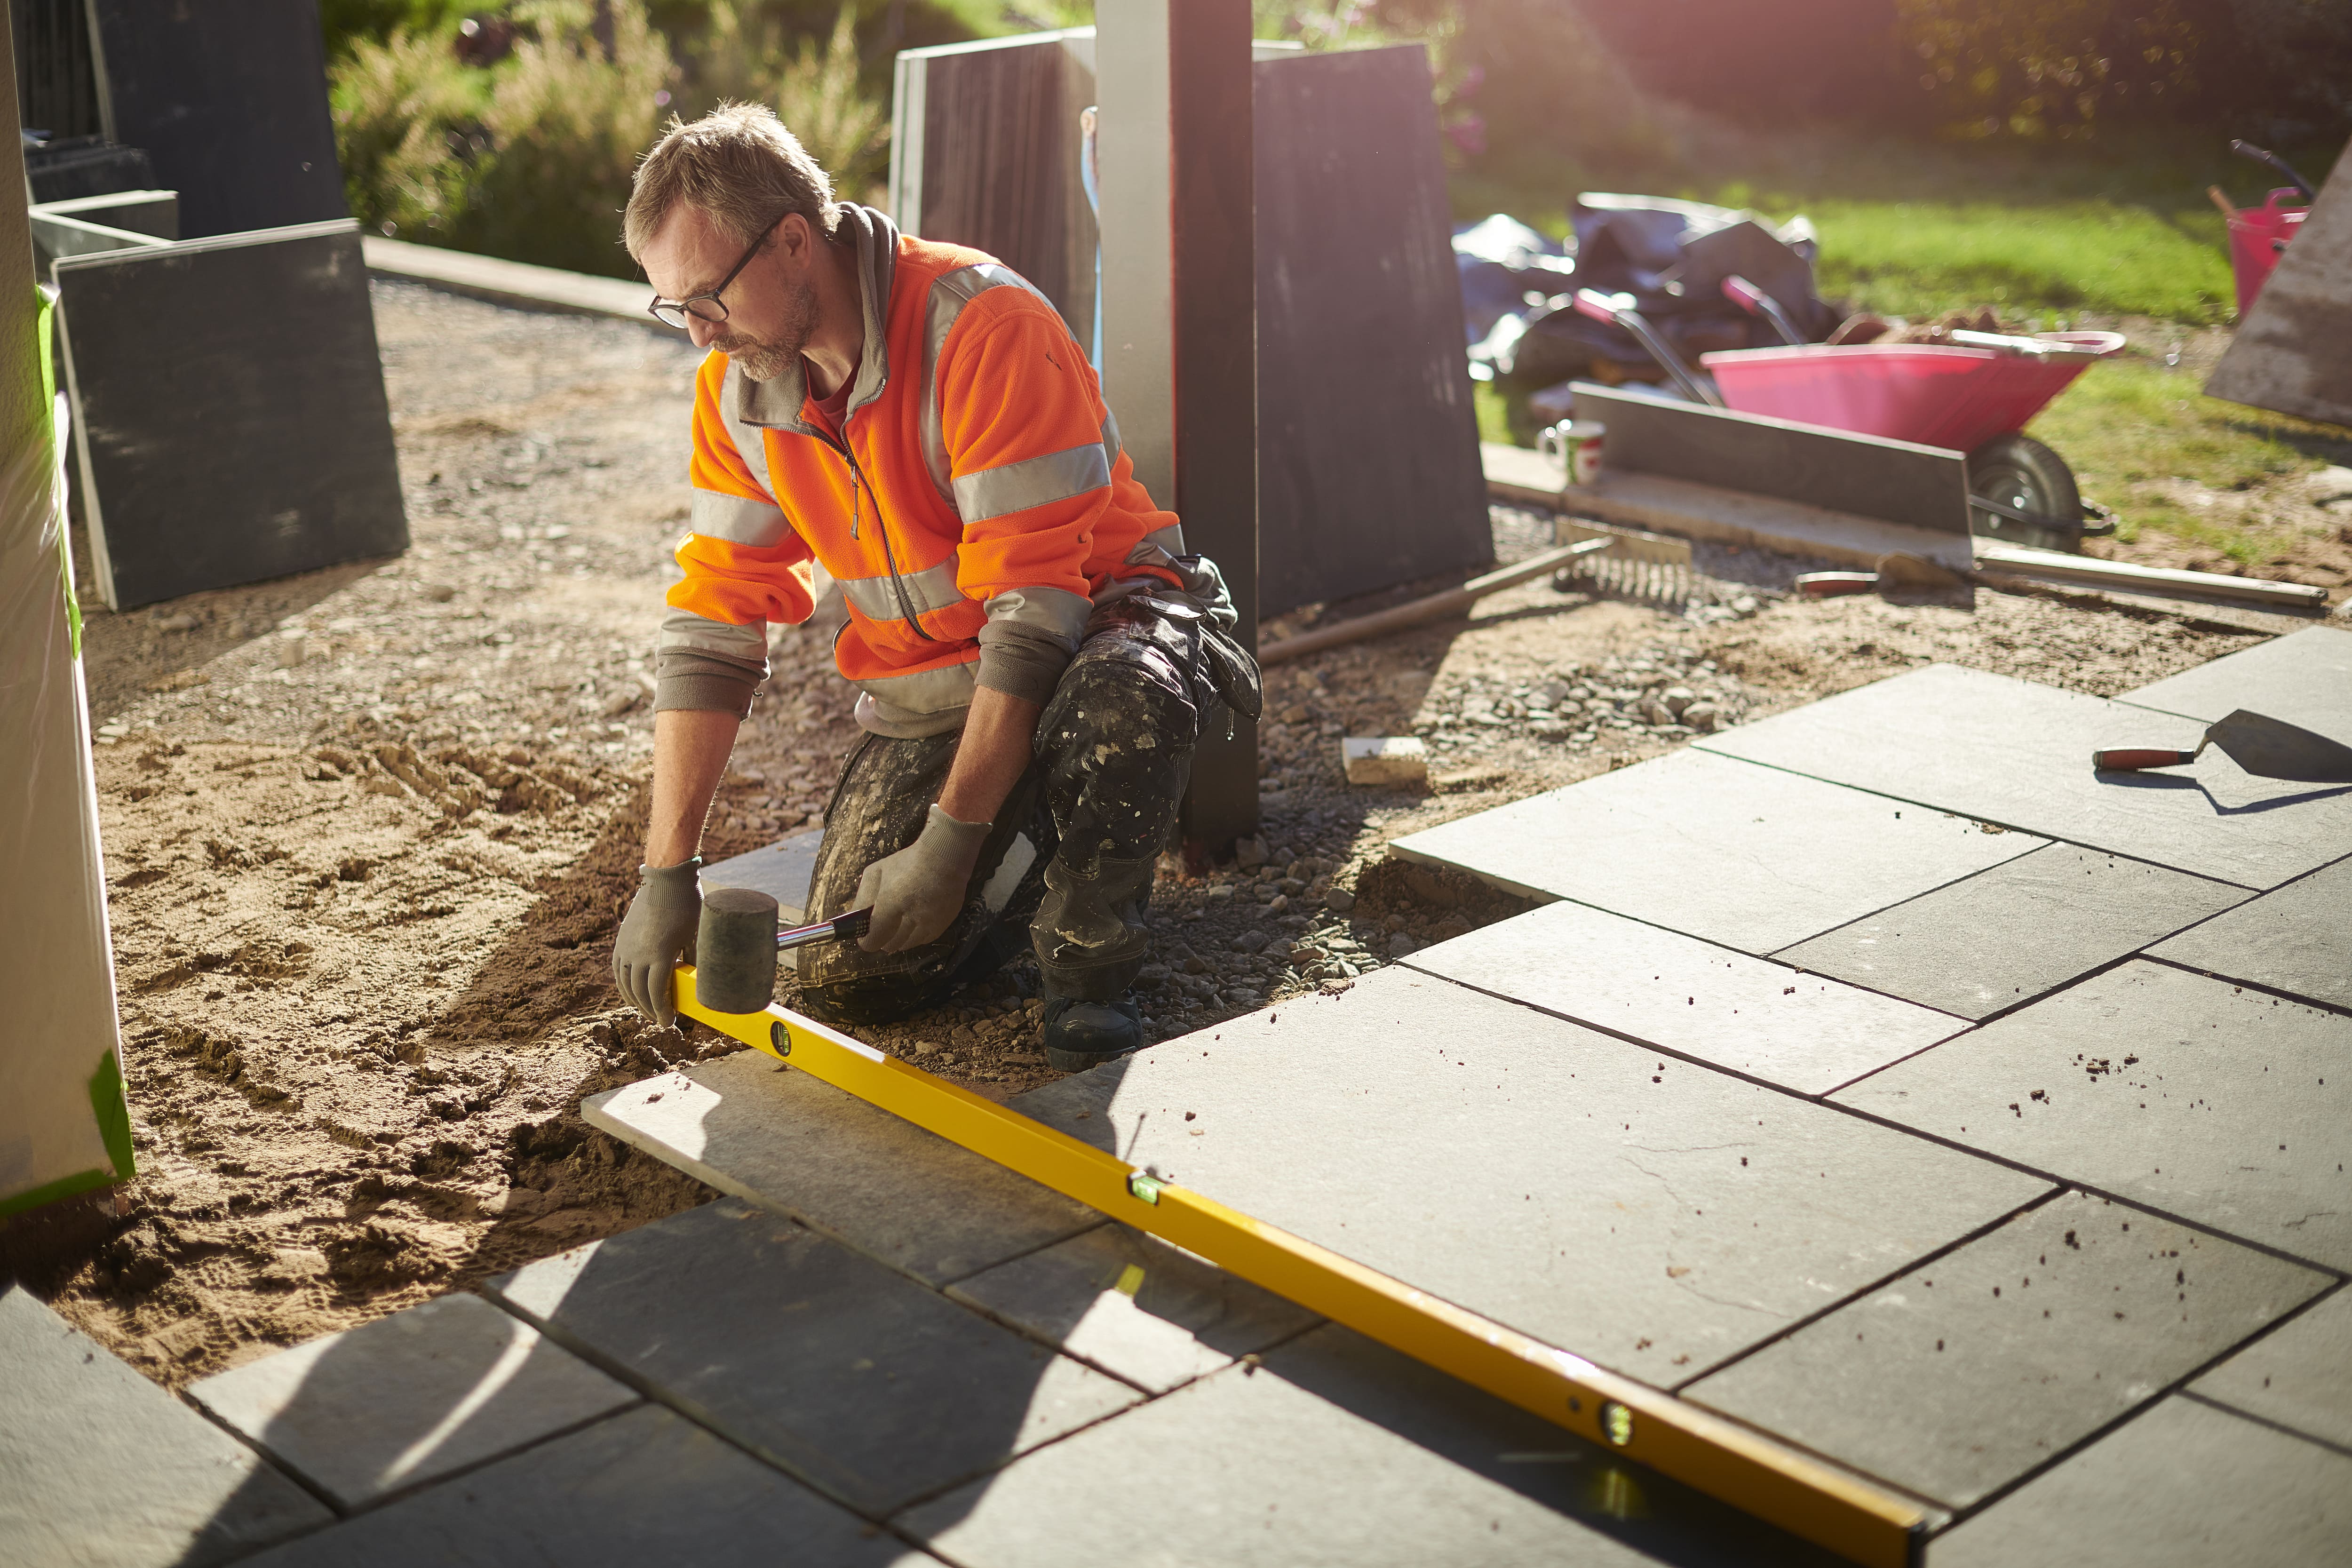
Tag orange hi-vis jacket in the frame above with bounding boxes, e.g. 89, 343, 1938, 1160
656, 204, 1187, 735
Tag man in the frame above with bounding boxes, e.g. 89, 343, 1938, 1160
609, 104, 1256, 1071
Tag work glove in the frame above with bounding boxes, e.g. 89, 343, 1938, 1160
612, 859, 703, 1026
856, 805, 990, 954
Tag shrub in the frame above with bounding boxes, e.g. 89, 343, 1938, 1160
682, 3, 890, 201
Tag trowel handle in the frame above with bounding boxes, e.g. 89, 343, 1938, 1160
2091, 748, 2198, 771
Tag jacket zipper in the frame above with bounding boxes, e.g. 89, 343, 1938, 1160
818, 425, 934, 642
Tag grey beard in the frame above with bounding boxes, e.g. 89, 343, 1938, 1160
720, 279, 819, 383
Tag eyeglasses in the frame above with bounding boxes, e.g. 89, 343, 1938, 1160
646, 215, 784, 330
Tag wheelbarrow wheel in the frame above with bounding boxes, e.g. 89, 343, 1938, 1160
1967, 433, 2083, 552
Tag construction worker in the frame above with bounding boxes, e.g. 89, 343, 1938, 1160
609, 104, 1257, 1071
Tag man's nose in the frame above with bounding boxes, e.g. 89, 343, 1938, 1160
687, 314, 720, 350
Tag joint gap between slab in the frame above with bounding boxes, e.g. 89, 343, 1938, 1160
2175, 1388, 2352, 1462
929, 1218, 1115, 1290
1669, 1184, 2070, 1395
2135, 952, 2352, 1023
323, 1398, 653, 1522
180, 1385, 350, 1522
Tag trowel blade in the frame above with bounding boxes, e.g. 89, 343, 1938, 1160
2206, 709, 2352, 783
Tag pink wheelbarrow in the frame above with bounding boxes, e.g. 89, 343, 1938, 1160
1700, 309, 2125, 552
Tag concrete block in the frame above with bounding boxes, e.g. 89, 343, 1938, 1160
1834, 961, 2352, 1269
702, 828, 826, 926
2150, 852, 2352, 1012
1011, 967, 2049, 1382
1696, 662, 2352, 889
486, 1199, 1138, 1516
0, 1285, 329, 1567
1685, 1190, 2329, 1507
903, 1322, 1836, 1567
1927, 1397, 2352, 1568
2124, 626, 2352, 735
1343, 735, 1430, 788
1776, 845, 2249, 1020
2190, 1287, 2352, 1452
186, 1291, 636, 1508
584, 1053, 1099, 1286
1389, 745, 2042, 954
1406, 898, 1968, 1095
946, 1222, 1319, 1393
234, 1403, 921, 1568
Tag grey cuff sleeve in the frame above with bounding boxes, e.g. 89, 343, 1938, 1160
974, 617, 1073, 706
654, 649, 766, 719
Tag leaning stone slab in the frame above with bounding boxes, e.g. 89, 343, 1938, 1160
2190, 1286, 2352, 1452
234, 1403, 922, 1568
186, 1291, 636, 1508
1685, 1189, 2329, 1508
584, 1050, 1100, 1286
0, 1285, 330, 1566
1929, 1396, 2352, 1568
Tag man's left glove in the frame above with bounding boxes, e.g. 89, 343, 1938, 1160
856, 805, 990, 953
612, 859, 703, 1026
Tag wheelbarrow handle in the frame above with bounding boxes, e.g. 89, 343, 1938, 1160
1721, 275, 1805, 345
2091, 748, 2200, 772
2230, 140, 2317, 202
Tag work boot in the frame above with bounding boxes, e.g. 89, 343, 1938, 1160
1041, 995, 1144, 1073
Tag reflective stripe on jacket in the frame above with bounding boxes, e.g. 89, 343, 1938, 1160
661, 204, 1185, 732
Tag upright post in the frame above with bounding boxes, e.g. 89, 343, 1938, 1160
1097, 0, 1259, 854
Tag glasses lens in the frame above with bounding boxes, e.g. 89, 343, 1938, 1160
685, 297, 729, 325
650, 301, 690, 329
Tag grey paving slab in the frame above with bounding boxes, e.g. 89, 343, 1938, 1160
1926, 1395, 2352, 1568
1388, 745, 2044, 954
2190, 1285, 2352, 1452
1696, 662, 2352, 889
485, 1198, 1139, 1516
236, 1403, 929, 1568
1404, 898, 1969, 1095
2150, 852, 2352, 1012
1834, 960, 2352, 1269
703, 827, 826, 925
946, 1223, 1320, 1394
2124, 625, 2352, 734
902, 1322, 1848, 1567
186, 1291, 636, 1508
0, 1284, 330, 1567
584, 1051, 1099, 1285
1685, 1190, 2329, 1508
1008, 967, 2050, 1383
1776, 844, 2251, 1021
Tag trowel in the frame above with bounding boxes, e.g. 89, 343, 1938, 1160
2092, 709, 2352, 783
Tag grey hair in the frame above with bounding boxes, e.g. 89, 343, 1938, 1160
624, 101, 838, 260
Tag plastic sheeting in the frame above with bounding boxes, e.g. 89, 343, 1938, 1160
0, 288, 132, 1216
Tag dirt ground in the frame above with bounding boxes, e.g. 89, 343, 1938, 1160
19, 281, 2278, 1389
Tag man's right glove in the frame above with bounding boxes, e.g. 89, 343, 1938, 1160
612, 859, 703, 1026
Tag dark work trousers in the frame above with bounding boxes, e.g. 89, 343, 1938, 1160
797, 601, 1202, 1027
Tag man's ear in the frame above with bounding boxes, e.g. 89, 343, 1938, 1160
775, 213, 812, 271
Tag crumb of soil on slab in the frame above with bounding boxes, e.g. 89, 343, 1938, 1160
25, 280, 2269, 1389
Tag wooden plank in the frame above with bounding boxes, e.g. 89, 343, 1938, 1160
2205, 144, 2352, 428
1253, 46, 1489, 618
1573, 382, 1974, 535
55, 220, 408, 609
361, 236, 678, 328
1972, 543, 2330, 610
88, 0, 346, 238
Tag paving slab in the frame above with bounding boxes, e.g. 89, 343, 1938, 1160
486, 1198, 1139, 1516
1009, 967, 2050, 1383
1388, 746, 2043, 954
2149, 852, 2352, 1012
1775, 845, 2250, 1021
946, 1222, 1320, 1393
186, 1291, 637, 1508
1404, 898, 1968, 1095
1834, 960, 2352, 1269
2123, 625, 2352, 735
0, 1284, 330, 1567
1925, 1395, 2352, 1568
2189, 1285, 2352, 1452
1695, 662, 2352, 889
1685, 1190, 2329, 1508
584, 1051, 1100, 1285
902, 1322, 1848, 1566
702, 828, 826, 925
236, 1402, 928, 1568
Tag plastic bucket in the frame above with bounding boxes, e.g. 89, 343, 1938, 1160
2227, 188, 2308, 318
